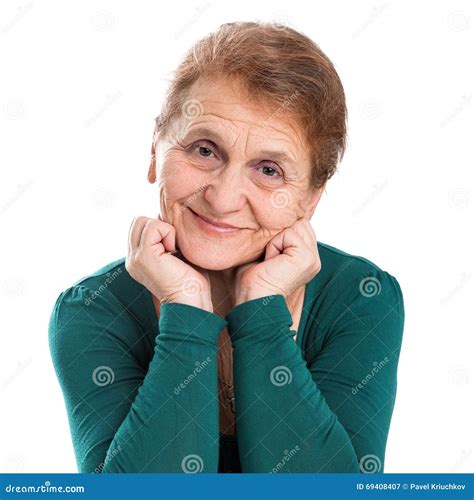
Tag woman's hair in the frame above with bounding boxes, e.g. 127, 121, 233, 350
155, 21, 347, 190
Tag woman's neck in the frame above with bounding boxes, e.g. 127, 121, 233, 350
208, 268, 237, 316
208, 267, 304, 318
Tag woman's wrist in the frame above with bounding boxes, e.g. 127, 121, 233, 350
162, 293, 214, 313
235, 287, 283, 306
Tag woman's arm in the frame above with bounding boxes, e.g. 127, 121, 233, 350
48, 285, 226, 473
225, 270, 404, 473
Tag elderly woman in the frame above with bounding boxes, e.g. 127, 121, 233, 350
48, 21, 404, 474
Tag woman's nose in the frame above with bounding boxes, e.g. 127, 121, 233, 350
202, 165, 247, 212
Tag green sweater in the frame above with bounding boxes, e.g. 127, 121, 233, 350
48, 241, 404, 473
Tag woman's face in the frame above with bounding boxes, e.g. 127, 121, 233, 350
150, 77, 323, 271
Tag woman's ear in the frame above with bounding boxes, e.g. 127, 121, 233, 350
147, 131, 158, 184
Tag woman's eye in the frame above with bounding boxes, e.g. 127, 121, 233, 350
257, 164, 283, 179
191, 141, 216, 158
198, 146, 213, 157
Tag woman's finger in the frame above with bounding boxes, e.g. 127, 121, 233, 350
264, 227, 301, 261
139, 218, 176, 253
292, 219, 316, 247
128, 216, 150, 252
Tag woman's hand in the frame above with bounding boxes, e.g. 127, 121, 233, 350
125, 215, 214, 312
234, 217, 321, 305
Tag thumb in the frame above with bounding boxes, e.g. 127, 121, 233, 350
264, 233, 284, 261
265, 227, 300, 260
157, 214, 176, 252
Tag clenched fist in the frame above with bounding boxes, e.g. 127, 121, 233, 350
125, 215, 214, 312
234, 216, 321, 305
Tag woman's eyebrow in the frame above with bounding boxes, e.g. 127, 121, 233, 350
184, 126, 224, 146
257, 148, 297, 165
183, 126, 298, 165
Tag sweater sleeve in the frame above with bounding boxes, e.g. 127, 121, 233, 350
225, 270, 405, 473
48, 285, 227, 473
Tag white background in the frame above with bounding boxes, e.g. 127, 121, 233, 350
0, 0, 472, 473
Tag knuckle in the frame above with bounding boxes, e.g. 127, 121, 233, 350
143, 218, 156, 228
133, 250, 144, 264
125, 257, 136, 276
311, 261, 321, 274
133, 215, 148, 226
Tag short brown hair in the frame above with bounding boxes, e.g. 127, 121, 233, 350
155, 21, 347, 190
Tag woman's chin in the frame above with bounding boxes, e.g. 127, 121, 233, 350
179, 248, 238, 271
183, 252, 235, 271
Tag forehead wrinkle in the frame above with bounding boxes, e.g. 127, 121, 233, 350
217, 109, 305, 164
247, 131, 299, 164
255, 121, 307, 159
187, 113, 241, 145
187, 81, 306, 153
189, 120, 299, 163
194, 104, 298, 145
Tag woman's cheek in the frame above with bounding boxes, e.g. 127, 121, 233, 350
255, 198, 297, 233
268, 186, 308, 225
159, 160, 196, 200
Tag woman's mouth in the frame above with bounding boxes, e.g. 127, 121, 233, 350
187, 208, 244, 235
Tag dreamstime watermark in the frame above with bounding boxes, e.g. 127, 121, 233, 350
447, 188, 470, 209
440, 271, 471, 305
174, 2, 212, 40
90, 10, 116, 32
2, 276, 27, 297
84, 268, 123, 305
262, 295, 277, 306
448, 365, 470, 386
94, 444, 123, 473
182, 99, 203, 120
270, 366, 292, 386
181, 454, 204, 473
92, 366, 115, 387
4, 98, 26, 120
174, 357, 212, 396
181, 277, 206, 297
447, 11, 470, 32
1, 2, 34, 34
352, 4, 389, 39
359, 454, 382, 473
2, 357, 32, 390
450, 448, 472, 472
4, 480, 85, 493
180, 182, 211, 211
359, 99, 382, 120
175, 99, 204, 143
260, 90, 300, 128
270, 189, 292, 209
440, 94, 471, 128
84, 91, 123, 128
352, 357, 390, 396
0, 180, 34, 215
90, 187, 117, 209
2, 453, 26, 472
359, 276, 382, 297
269, 445, 301, 473
271, 12, 292, 31
352, 179, 389, 215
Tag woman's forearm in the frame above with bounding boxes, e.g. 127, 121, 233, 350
102, 302, 225, 472
226, 294, 359, 472
49, 286, 226, 473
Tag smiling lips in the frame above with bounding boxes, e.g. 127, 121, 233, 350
188, 208, 244, 235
